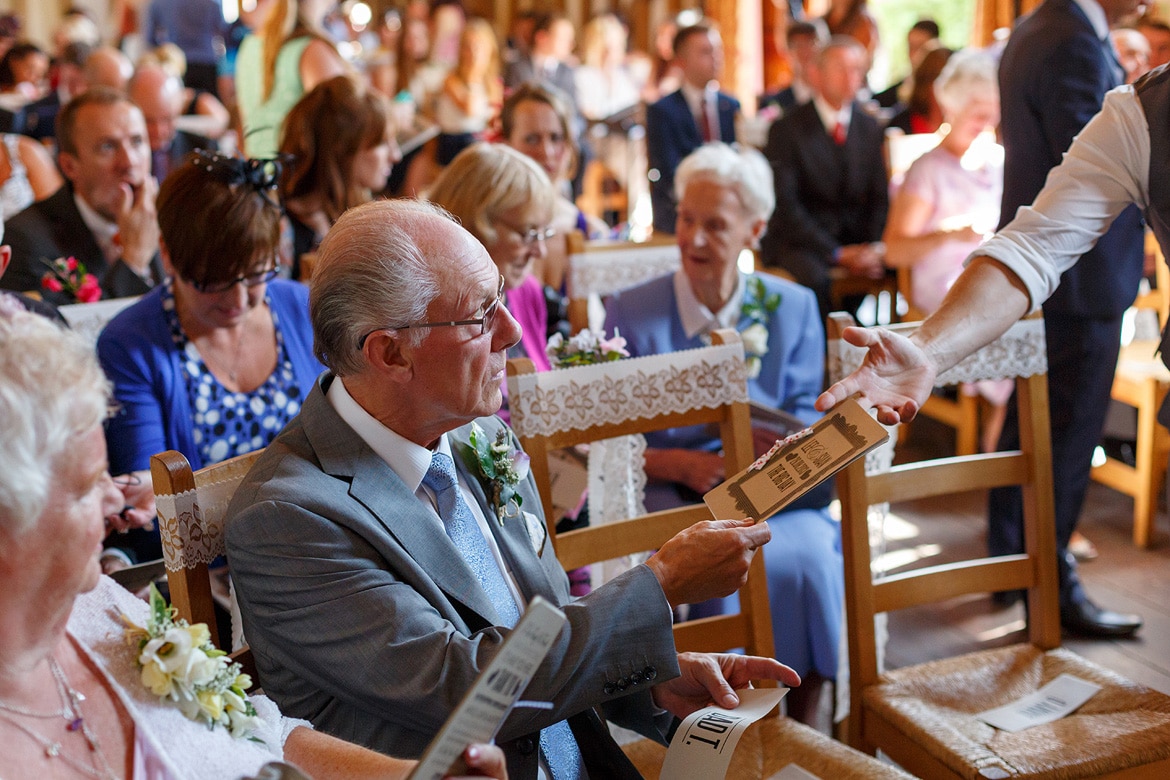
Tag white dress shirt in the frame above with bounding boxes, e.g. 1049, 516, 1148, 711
813, 96, 852, 140
681, 81, 720, 142
74, 193, 121, 265
971, 85, 1150, 310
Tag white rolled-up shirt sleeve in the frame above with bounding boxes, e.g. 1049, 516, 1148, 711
968, 85, 1152, 311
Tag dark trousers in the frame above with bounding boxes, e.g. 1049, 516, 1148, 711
987, 309, 1123, 603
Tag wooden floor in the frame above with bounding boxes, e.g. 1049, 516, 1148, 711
880, 418, 1170, 695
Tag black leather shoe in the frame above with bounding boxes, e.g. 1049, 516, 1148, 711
1060, 597, 1143, 638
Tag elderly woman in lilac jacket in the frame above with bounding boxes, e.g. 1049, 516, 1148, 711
605, 143, 842, 725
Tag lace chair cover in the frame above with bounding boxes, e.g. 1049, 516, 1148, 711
508, 342, 749, 583
155, 474, 243, 571
566, 241, 681, 299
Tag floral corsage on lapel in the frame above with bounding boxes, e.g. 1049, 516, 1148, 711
739, 276, 781, 379
462, 422, 531, 524
121, 585, 262, 739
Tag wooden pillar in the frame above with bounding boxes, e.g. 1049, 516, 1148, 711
704, 0, 761, 113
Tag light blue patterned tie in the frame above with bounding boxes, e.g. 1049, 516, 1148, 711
423, 452, 583, 780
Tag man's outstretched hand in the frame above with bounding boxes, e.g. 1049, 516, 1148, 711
652, 652, 801, 718
816, 324, 937, 426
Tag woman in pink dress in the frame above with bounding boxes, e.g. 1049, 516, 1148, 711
883, 49, 1010, 453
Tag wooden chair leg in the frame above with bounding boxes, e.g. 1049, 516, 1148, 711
955, 394, 980, 457
1134, 380, 1157, 547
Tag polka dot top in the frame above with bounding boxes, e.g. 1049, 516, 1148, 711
162, 281, 304, 466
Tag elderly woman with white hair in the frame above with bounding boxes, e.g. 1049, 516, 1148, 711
604, 142, 842, 726
0, 310, 509, 780
882, 48, 1010, 454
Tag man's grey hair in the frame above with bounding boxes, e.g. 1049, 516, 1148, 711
0, 311, 109, 536
310, 198, 447, 376
675, 142, 776, 224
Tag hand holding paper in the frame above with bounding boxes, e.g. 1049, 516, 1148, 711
652, 652, 801, 718
644, 519, 771, 608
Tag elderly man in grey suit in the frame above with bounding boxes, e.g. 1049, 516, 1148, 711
225, 198, 796, 780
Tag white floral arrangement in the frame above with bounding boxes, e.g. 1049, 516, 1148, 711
546, 328, 630, 368
739, 277, 781, 379
122, 585, 262, 739
462, 421, 531, 523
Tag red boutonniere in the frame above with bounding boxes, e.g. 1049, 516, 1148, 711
40, 257, 101, 303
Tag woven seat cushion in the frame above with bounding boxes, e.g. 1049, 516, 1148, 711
866, 644, 1170, 778
622, 713, 914, 779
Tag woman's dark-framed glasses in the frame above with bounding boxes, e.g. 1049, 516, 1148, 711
191, 267, 280, 294
358, 276, 505, 348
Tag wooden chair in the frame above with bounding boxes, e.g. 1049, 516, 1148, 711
830, 313, 1170, 779
509, 329, 914, 778
152, 449, 263, 677
564, 229, 680, 334
1090, 233, 1170, 546
508, 329, 768, 657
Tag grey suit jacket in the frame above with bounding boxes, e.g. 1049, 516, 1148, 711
225, 374, 677, 779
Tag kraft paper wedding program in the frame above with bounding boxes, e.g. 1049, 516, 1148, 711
705, 398, 889, 521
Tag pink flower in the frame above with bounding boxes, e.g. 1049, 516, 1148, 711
599, 334, 629, 357
42, 275, 64, 293
65, 256, 79, 272
76, 275, 102, 303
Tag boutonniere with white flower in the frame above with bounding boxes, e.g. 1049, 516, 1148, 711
739, 277, 781, 379
121, 585, 262, 740
462, 422, 531, 524
546, 328, 630, 367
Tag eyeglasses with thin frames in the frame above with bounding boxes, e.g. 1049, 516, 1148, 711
357, 275, 506, 349
502, 221, 556, 246
189, 267, 280, 294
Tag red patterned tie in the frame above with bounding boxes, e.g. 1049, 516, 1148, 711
701, 106, 714, 143
832, 121, 846, 145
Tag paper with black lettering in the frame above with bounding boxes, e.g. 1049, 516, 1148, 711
409, 596, 567, 779
976, 673, 1102, 732
659, 688, 788, 779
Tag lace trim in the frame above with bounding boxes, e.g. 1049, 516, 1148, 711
567, 243, 680, 298
587, 434, 649, 588
155, 470, 246, 569
829, 317, 1048, 387
506, 342, 749, 438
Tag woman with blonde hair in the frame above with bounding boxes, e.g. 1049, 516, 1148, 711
235, 0, 348, 157
279, 75, 400, 261
434, 17, 501, 165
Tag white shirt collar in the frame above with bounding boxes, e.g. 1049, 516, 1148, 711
1072, 0, 1110, 42
674, 269, 745, 339
327, 375, 441, 493
73, 193, 120, 256
812, 96, 851, 135
680, 81, 714, 118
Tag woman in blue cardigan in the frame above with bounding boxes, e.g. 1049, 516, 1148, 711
98, 152, 324, 563
604, 143, 842, 726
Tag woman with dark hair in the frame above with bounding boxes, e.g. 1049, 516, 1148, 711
887, 46, 953, 135
0, 40, 48, 98
97, 151, 325, 563
279, 75, 400, 261
235, 0, 348, 157
822, 0, 880, 64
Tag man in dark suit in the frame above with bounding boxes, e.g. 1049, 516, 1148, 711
225, 198, 795, 779
127, 64, 215, 182
0, 88, 162, 304
988, 0, 1145, 637
646, 23, 739, 235
760, 36, 888, 321
757, 21, 824, 118
19, 41, 91, 142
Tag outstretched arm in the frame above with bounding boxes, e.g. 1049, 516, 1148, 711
816, 256, 1031, 424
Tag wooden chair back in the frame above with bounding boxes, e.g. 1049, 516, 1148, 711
564, 230, 681, 333
507, 329, 773, 660
152, 449, 262, 675
829, 313, 1170, 778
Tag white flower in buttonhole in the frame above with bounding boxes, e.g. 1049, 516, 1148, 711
739, 277, 781, 380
